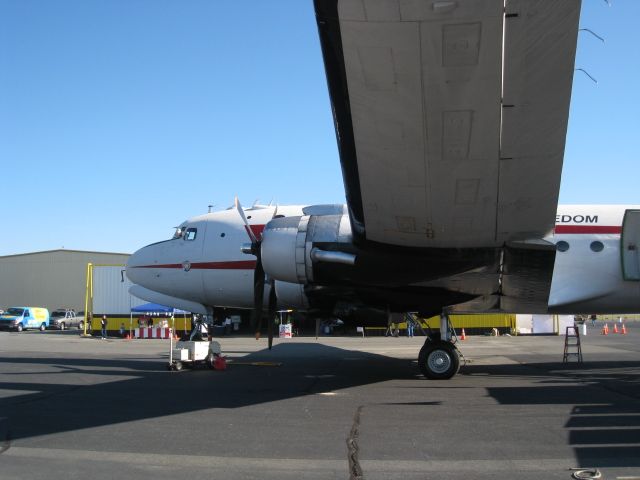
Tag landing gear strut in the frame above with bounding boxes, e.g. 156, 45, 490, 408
418, 314, 460, 380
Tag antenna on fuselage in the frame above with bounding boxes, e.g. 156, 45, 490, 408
579, 28, 605, 44
575, 68, 598, 84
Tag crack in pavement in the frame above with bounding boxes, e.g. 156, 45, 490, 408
346, 405, 364, 480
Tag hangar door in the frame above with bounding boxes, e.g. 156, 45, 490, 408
621, 210, 640, 280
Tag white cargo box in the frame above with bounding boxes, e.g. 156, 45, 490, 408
175, 340, 211, 361
189, 341, 210, 359
173, 348, 189, 361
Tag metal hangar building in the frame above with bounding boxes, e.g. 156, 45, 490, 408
0, 249, 130, 312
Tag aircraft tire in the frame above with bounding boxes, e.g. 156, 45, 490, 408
418, 340, 459, 380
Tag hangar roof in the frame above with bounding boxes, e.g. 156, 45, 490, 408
0, 249, 130, 259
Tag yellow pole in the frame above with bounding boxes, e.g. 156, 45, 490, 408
83, 263, 92, 337
89, 265, 94, 334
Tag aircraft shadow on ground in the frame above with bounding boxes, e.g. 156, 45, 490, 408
1, 345, 639, 471
474, 361, 640, 469
0, 342, 416, 443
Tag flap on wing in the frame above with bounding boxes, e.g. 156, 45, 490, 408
315, 0, 581, 248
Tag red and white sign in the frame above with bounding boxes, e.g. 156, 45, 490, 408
278, 324, 292, 338
135, 327, 172, 339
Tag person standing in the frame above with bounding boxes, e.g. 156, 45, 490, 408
224, 316, 232, 335
406, 317, 414, 337
101, 315, 108, 339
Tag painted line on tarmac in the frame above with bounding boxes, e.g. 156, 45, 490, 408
4, 446, 348, 472
227, 361, 283, 367
359, 458, 611, 473
2, 446, 637, 477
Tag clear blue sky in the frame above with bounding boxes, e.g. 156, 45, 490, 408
1, 0, 638, 256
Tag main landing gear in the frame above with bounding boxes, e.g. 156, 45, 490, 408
417, 314, 461, 380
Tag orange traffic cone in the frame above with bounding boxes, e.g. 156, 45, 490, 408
613, 324, 619, 334
602, 324, 608, 335
460, 328, 467, 340
621, 323, 627, 335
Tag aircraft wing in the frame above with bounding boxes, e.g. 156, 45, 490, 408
314, 0, 581, 249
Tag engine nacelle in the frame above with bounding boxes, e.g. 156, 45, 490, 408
261, 205, 353, 284
274, 281, 309, 309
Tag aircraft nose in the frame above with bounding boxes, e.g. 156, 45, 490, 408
125, 244, 158, 288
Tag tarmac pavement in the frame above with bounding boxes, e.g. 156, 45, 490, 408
0, 324, 639, 480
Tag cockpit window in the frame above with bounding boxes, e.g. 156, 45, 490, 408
184, 228, 197, 241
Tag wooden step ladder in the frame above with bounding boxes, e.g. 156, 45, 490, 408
563, 326, 583, 363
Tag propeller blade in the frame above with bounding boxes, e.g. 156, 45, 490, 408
235, 196, 258, 244
267, 278, 277, 350
267, 314, 273, 349
251, 258, 265, 339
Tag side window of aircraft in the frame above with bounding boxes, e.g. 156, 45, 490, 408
556, 241, 570, 252
173, 227, 183, 239
184, 228, 197, 241
590, 241, 604, 252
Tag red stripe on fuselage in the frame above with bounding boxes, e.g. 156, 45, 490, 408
192, 260, 257, 270
132, 260, 256, 270
554, 225, 622, 234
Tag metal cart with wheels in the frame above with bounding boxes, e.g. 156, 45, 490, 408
169, 339, 222, 371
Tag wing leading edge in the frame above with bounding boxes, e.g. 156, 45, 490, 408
315, 0, 581, 249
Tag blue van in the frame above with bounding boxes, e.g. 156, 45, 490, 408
0, 307, 50, 332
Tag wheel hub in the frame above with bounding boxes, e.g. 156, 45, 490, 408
427, 349, 451, 374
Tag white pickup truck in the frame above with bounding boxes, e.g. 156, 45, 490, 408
48, 309, 84, 330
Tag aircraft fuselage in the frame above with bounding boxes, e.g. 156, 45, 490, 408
126, 204, 640, 316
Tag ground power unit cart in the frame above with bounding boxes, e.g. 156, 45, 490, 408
169, 339, 224, 371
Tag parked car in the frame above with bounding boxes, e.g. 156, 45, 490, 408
77, 311, 86, 330
0, 307, 50, 332
48, 309, 83, 330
